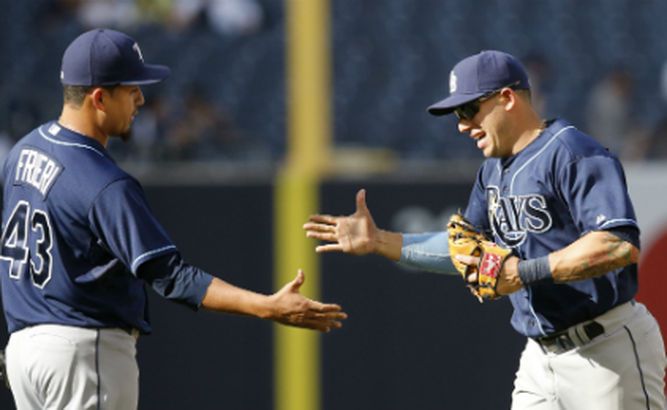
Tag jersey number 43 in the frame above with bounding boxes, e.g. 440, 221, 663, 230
0, 200, 53, 289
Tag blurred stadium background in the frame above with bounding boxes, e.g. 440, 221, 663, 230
0, 0, 667, 409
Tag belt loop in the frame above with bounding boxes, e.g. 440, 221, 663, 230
571, 325, 587, 345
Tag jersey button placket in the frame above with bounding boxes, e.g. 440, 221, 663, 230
501, 167, 510, 194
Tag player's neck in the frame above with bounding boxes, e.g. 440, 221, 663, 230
59, 105, 109, 147
511, 115, 546, 155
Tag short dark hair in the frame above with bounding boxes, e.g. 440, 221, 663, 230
515, 88, 533, 103
63, 85, 116, 107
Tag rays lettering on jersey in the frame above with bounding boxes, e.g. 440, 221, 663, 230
487, 186, 552, 247
15, 149, 62, 197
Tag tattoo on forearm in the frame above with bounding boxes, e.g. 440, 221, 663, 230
558, 237, 638, 282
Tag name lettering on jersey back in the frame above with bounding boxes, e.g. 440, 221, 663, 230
487, 186, 552, 247
15, 148, 62, 197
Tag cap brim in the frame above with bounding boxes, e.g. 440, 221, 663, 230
120, 64, 171, 85
427, 92, 484, 116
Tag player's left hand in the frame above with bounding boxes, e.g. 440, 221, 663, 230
268, 269, 348, 332
455, 254, 523, 297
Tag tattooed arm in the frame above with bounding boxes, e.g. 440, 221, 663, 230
548, 230, 639, 283
452, 229, 639, 296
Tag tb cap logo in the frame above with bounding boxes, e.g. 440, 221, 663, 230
132, 42, 144, 63
449, 70, 457, 93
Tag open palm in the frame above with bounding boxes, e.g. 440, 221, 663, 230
303, 189, 378, 255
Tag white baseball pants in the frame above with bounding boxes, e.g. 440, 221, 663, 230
5, 324, 139, 410
512, 301, 666, 410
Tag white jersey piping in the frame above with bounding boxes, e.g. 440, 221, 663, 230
131, 245, 177, 273
509, 125, 575, 194
38, 126, 105, 157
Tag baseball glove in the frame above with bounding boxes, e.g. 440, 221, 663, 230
447, 212, 512, 302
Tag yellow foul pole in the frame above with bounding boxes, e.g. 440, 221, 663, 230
274, 0, 331, 410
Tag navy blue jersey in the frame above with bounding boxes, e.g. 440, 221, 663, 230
464, 119, 638, 338
0, 122, 193, 334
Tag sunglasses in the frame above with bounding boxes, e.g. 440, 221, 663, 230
453, 81, 521, 121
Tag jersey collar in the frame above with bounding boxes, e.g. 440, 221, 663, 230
43, 121, 112, 160
499, 119, 567, 168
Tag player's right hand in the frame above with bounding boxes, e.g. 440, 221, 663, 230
269, 270, 347, 332
303, 189, 378, 255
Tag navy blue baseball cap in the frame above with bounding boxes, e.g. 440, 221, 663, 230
427, 50, 530, 116
60, 28, 170, 86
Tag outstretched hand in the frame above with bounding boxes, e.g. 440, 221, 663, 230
303, 189, 378, 255
269, 270, 347, 332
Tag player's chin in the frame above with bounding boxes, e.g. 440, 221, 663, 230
117, 116, 137, 142
480, 145, 500, 158
117, 126, 133, 142
480, 148, 494, 158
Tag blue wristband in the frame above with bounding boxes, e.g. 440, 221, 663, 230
517, 256, 552, 285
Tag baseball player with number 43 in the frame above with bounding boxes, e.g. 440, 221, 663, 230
0, 28, 347, 410
305, 50, 666, 409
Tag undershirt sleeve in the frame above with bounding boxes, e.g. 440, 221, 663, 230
137, 252, 214, 309
399, 232, 457, 274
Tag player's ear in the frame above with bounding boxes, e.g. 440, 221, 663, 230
90, 88, 106, 110
501, 88, 517, 111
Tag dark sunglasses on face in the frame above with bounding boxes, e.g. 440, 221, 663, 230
453, 81, 521, 121
453, 99, 483, 121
